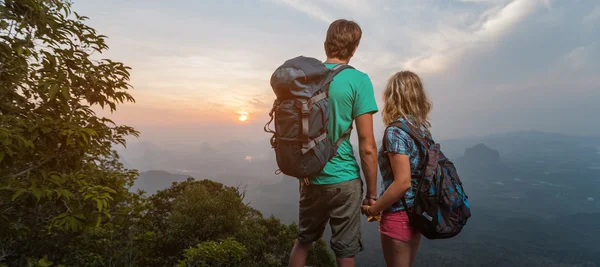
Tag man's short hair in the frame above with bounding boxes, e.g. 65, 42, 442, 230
324, 19, 362, 61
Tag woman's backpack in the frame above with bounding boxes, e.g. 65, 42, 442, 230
264, 56, 353, 178
384, 120, 472, 239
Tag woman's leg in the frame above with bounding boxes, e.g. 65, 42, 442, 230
380, 233, 412, 267
408, 233, 421, 266
380, 233, 394, 266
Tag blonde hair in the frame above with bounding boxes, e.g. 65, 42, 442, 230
382, 70, 432, 128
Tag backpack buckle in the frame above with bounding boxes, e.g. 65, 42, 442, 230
301, 102, 310, 114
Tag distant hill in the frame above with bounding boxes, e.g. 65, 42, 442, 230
463, 143, 500, 164
132, 170, 189, 195
198, 142, 217, 154
439, 130, 600, 160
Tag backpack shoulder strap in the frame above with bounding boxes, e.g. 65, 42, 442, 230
383, 121, 425, 150
382, 120, 431, 173
326, 64, 355, 148
387, 119, 433, 147
305, 64, 354, 108
321, 64, 354, 90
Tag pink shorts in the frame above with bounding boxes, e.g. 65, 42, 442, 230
378, 210, 420, 243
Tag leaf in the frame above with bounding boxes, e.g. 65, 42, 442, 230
31, 187, 45, 201
78, 130, 89, 145
59, 189, 73, 200
105, 187, 117, 194
26, 140, 35, 148
38, 256, 53, 267
61, 86, 69, 98
95, 199, 102, 211
12, 189, 27, 201
48, 84, 59, 100
80, 128, 97, 136
49, 174, 63, 186
55, 213, 69, 219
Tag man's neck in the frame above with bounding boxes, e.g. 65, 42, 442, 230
324, 58, 349, 64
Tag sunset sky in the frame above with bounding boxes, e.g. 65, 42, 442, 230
76, 0, 600, 146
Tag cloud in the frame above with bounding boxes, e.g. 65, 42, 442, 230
583, 5, 600, 23
322, 0, 374, 17
273, 0, 378, 23
403, 0, 542, 74
272, 0, 335, 23
459, 0, 508, 3
476, 0, 539, 38
565, 46, 588, 70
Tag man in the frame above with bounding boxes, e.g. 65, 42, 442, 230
288, 19, 379, 267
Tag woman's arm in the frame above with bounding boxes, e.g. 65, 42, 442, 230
364, 152, 412, 215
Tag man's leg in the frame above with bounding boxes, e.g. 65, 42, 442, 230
327, 178, 364, 267
336, 257, 356, 267
288, 240, 312, 267
289, 181, 328, 267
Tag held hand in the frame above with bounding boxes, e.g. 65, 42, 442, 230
361, 204, 381, 222
360, 205, 371, 216
362, 197, 376, 206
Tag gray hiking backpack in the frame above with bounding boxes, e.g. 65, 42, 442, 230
264, 56, 353, 178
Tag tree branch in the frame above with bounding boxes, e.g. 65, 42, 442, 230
1, 157, 53, 179
62, 199, 72, 213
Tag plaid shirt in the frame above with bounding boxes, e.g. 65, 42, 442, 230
378, 116, 429, 213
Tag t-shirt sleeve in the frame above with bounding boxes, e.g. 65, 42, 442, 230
352, 73, 379, 118
384, 126, 411, 155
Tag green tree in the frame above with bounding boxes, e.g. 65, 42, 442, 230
0, 0, 139, 265
177, 238, 248, 267
140, 178, 253, 266
141, 178, 335, 267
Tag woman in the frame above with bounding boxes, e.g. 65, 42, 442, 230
361, 70, 433, 267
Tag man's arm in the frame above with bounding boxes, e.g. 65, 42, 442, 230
355, 113, 378, 201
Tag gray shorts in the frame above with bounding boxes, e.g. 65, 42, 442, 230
297, 178, 364, 258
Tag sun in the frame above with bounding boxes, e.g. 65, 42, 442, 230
238, 112, 248, 122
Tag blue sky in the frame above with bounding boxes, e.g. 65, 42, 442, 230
76, 0, 600, 145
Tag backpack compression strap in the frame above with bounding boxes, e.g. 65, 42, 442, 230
300, 64, 354, 139
300, 64, 355, 154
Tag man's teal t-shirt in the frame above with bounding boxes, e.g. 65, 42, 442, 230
308, 63, 379, 185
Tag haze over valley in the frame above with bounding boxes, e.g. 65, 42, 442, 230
125, 131, 600, 266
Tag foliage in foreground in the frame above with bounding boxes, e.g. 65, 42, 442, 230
0, 0, 335, 266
